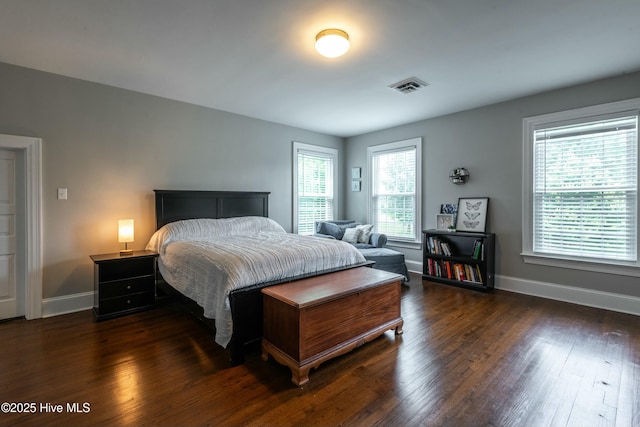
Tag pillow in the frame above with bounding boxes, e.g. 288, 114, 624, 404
341, 227, 361, 244
338, 222, 360, 236
146, 216, 285, 254
316, 221, 361, 240
315, 221, 344, 239
356, 224, 374, 243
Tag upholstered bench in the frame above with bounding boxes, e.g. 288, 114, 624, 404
359, 247, 409, 282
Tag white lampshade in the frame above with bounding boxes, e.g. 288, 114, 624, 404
315, 29, 350, 58
118, 219, 134, 255
118, 219, 134, 243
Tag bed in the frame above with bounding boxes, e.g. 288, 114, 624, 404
148, 190, 371, 365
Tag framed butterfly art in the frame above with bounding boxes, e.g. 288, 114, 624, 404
455, 197, 489, 232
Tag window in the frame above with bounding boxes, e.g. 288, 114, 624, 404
522, 98, 640, 275
368, 137, 422, 245
293, 142, 338, 235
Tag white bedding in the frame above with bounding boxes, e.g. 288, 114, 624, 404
146, 217, 366, 347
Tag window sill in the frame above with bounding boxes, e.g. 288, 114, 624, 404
521, 252, 640, 278
387, 240, 422, 251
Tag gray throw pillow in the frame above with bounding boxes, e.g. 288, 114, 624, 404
316, 222, 344, 239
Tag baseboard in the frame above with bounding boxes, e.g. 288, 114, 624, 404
40, 269, 640, 319
407, 260, 639, 316
406, 260, 422, 275
42, 291, 94, 318
496, 275, 640, 316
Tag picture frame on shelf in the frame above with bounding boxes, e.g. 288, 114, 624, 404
440, 203, 458, 223
440, 203, 457, 215
436, 214, 455, 231
455, 197, 489, 232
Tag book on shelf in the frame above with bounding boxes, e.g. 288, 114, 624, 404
446, 261, 453, 278
425, 258, 484, 284
441, 242, 452, 256
471, 239, 483, 260
475, 264, 483, 283
464, 264, 473, 281
426, 236, 436, 254
426, 236, 453, 256
426, 235, 486, 260
454, 263, 465, 281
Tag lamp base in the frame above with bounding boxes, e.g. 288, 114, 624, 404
120, 249, 133, 256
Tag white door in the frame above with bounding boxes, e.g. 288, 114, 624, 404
0, 149, 21, 319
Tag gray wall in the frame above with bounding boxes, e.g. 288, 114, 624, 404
2, 58, 639, 303
0, 62, 344, 299
345, 71, 640, 298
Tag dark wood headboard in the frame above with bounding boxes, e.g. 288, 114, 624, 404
154, 190, 270, 229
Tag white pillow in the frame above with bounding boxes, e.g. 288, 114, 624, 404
342, 227, 361, 244
146, 216, 285, 254
356, 224, 374, 243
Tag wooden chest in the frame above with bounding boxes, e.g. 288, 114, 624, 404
261, 266, 403, 386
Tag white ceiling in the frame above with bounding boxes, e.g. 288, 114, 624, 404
1, 0, 639, 137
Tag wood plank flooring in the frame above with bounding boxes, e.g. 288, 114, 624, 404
1, 273, 639, 427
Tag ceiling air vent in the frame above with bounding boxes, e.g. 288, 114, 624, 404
388, 77, 429, 94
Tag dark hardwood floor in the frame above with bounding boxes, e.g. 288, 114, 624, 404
1, 273, 639, 427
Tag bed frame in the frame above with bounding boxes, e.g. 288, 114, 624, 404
154, 190, 270, 229
153, 189, 371, 365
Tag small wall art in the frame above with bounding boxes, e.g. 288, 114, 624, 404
455, 197, 489, 232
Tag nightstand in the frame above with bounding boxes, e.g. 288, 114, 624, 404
90, 250, 158, 321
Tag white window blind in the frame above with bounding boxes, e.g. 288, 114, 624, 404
295, 146, 336, 235
533, 114, 638, 261
370, 141, 419, 242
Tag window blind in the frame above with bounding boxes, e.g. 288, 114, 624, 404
533, 115, 638, 261
297, 150, 334, 235
371, 147, 417, 240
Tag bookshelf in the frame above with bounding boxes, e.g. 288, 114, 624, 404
422, 229, 495, 291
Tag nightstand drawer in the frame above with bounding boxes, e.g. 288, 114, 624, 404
97, 291, 155, 316
98, 257, 155, 282
98, 276, 154, 300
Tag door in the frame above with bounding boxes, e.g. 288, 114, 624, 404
0, 149, 21, 319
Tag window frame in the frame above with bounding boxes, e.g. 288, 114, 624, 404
367, 137, 422, 248
292, 141, 338, 235
521, 98, 640, 277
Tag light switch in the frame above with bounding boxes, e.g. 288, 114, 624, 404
57, 188, 68, 200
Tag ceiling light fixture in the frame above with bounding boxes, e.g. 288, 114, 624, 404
315, 29, 350, 58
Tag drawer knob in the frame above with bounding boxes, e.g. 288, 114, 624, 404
127, 300, 131, 305
126, 285, 131, 290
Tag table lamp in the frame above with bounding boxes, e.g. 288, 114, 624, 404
118, 219, 134, 255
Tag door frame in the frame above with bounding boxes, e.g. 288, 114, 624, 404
0, 134, 42, 319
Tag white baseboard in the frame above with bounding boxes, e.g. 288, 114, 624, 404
496, 275, 640, 316
42, 264, 429, 317
42, 291, 94, 318
408, 261, 639, 317
39, 268, 640, 319
406, 260, 422, 275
